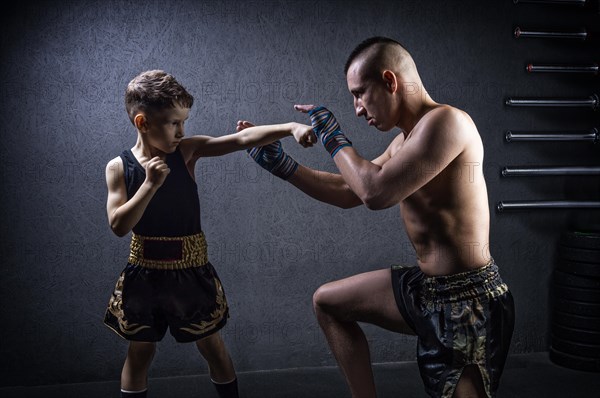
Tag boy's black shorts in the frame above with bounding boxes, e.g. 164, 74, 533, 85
104, 261, 228, 343
391, 260, 515, 398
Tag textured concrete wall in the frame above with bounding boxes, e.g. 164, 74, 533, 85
1, 0, 598, 387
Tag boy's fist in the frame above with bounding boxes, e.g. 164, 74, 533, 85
145, 156, 170, 188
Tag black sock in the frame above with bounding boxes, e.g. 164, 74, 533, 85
121, 388, 147, 397
212, 378, 239, 398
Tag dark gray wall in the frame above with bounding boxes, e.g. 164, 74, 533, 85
1, 0, 598, 388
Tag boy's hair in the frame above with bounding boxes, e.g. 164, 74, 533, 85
125, 70, 194, 125
343, 36, 408, 76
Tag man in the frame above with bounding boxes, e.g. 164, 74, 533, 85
242, 36, 514, 398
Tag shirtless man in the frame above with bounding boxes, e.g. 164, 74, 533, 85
242, 36, 514, 398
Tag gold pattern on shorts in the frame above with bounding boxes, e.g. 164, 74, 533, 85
107, 273, 150, 335
179, 277, 228, 335
128, 232, 208, 269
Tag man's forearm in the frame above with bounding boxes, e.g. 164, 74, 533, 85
332, 148, 385, 208
287, 164, 363, 209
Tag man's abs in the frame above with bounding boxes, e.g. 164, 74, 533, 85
399, 158, 491, 276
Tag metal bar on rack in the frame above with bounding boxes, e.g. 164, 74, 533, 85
505, 94, 599, 109
505, 128, 599, 142
497, 200, 600, 212
526, 63, 599, 74
502, 166, 600, 176
513, 0, 587, 5
514, 26, 587, 39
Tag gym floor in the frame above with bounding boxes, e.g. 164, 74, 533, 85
1, 352, 598, 398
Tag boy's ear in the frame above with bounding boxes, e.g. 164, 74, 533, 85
134, 113, 148, 132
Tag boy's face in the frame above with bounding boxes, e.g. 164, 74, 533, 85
141, 103, 190, 153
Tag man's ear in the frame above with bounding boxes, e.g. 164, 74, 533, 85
134, 113, 148, 132
382, 70, 398, 93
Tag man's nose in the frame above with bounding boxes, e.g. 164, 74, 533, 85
355, 104, 365, 117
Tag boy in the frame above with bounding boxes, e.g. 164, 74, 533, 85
104, 70, 314, 398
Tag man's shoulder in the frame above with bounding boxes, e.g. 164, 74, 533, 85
420, 105, 478, 140
424, 104, 472, 125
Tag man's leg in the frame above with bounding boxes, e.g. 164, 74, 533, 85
313, 268, 415, 398
453, 365, 487, 398
121, 341, 156, 396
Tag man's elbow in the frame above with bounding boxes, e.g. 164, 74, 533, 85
361, 193, 396, 210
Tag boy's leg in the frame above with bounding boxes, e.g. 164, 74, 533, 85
121, 341, 156, 395
312, 268, 415, 398
196, 332, 238, 398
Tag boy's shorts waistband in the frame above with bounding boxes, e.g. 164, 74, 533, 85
422, 259, 508, 304
128, 232, 208, 269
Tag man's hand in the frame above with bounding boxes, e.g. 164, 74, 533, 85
247, 140, 299, 180
294, 104, 352, 157
145, 156, 170, 188
294, 104, 317, 113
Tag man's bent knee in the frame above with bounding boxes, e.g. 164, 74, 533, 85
312, 283, 336, 314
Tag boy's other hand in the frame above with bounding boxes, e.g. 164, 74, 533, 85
145, 156, 170, 188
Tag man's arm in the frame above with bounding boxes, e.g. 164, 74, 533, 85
302, 105, 469, 210
179, 122, 314, 163
242, 121, 395, 209
105, 156, 169, 237
287, 166, 362, 209
287, 146, 393, 209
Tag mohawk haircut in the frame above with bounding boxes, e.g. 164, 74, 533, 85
344, 36, 407, 75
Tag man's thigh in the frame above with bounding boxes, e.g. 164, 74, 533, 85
314, 268, 415, 335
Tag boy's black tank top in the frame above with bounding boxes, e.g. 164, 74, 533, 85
120, 147, 201, 237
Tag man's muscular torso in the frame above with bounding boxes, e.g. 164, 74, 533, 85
386, 106, 491, 276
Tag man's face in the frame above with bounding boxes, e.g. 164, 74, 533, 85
346, 61, 397, 132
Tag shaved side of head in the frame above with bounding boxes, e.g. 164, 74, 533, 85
344, 37, 418, 83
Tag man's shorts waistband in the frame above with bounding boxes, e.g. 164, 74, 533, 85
128, 232, 208, 269
422, 259, 508, 304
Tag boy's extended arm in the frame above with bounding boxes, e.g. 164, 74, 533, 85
180, 122, 313, 162
105, 156, 168, 237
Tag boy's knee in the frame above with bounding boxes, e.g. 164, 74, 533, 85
128, 341, 156, 358
196, 333, 227, 358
